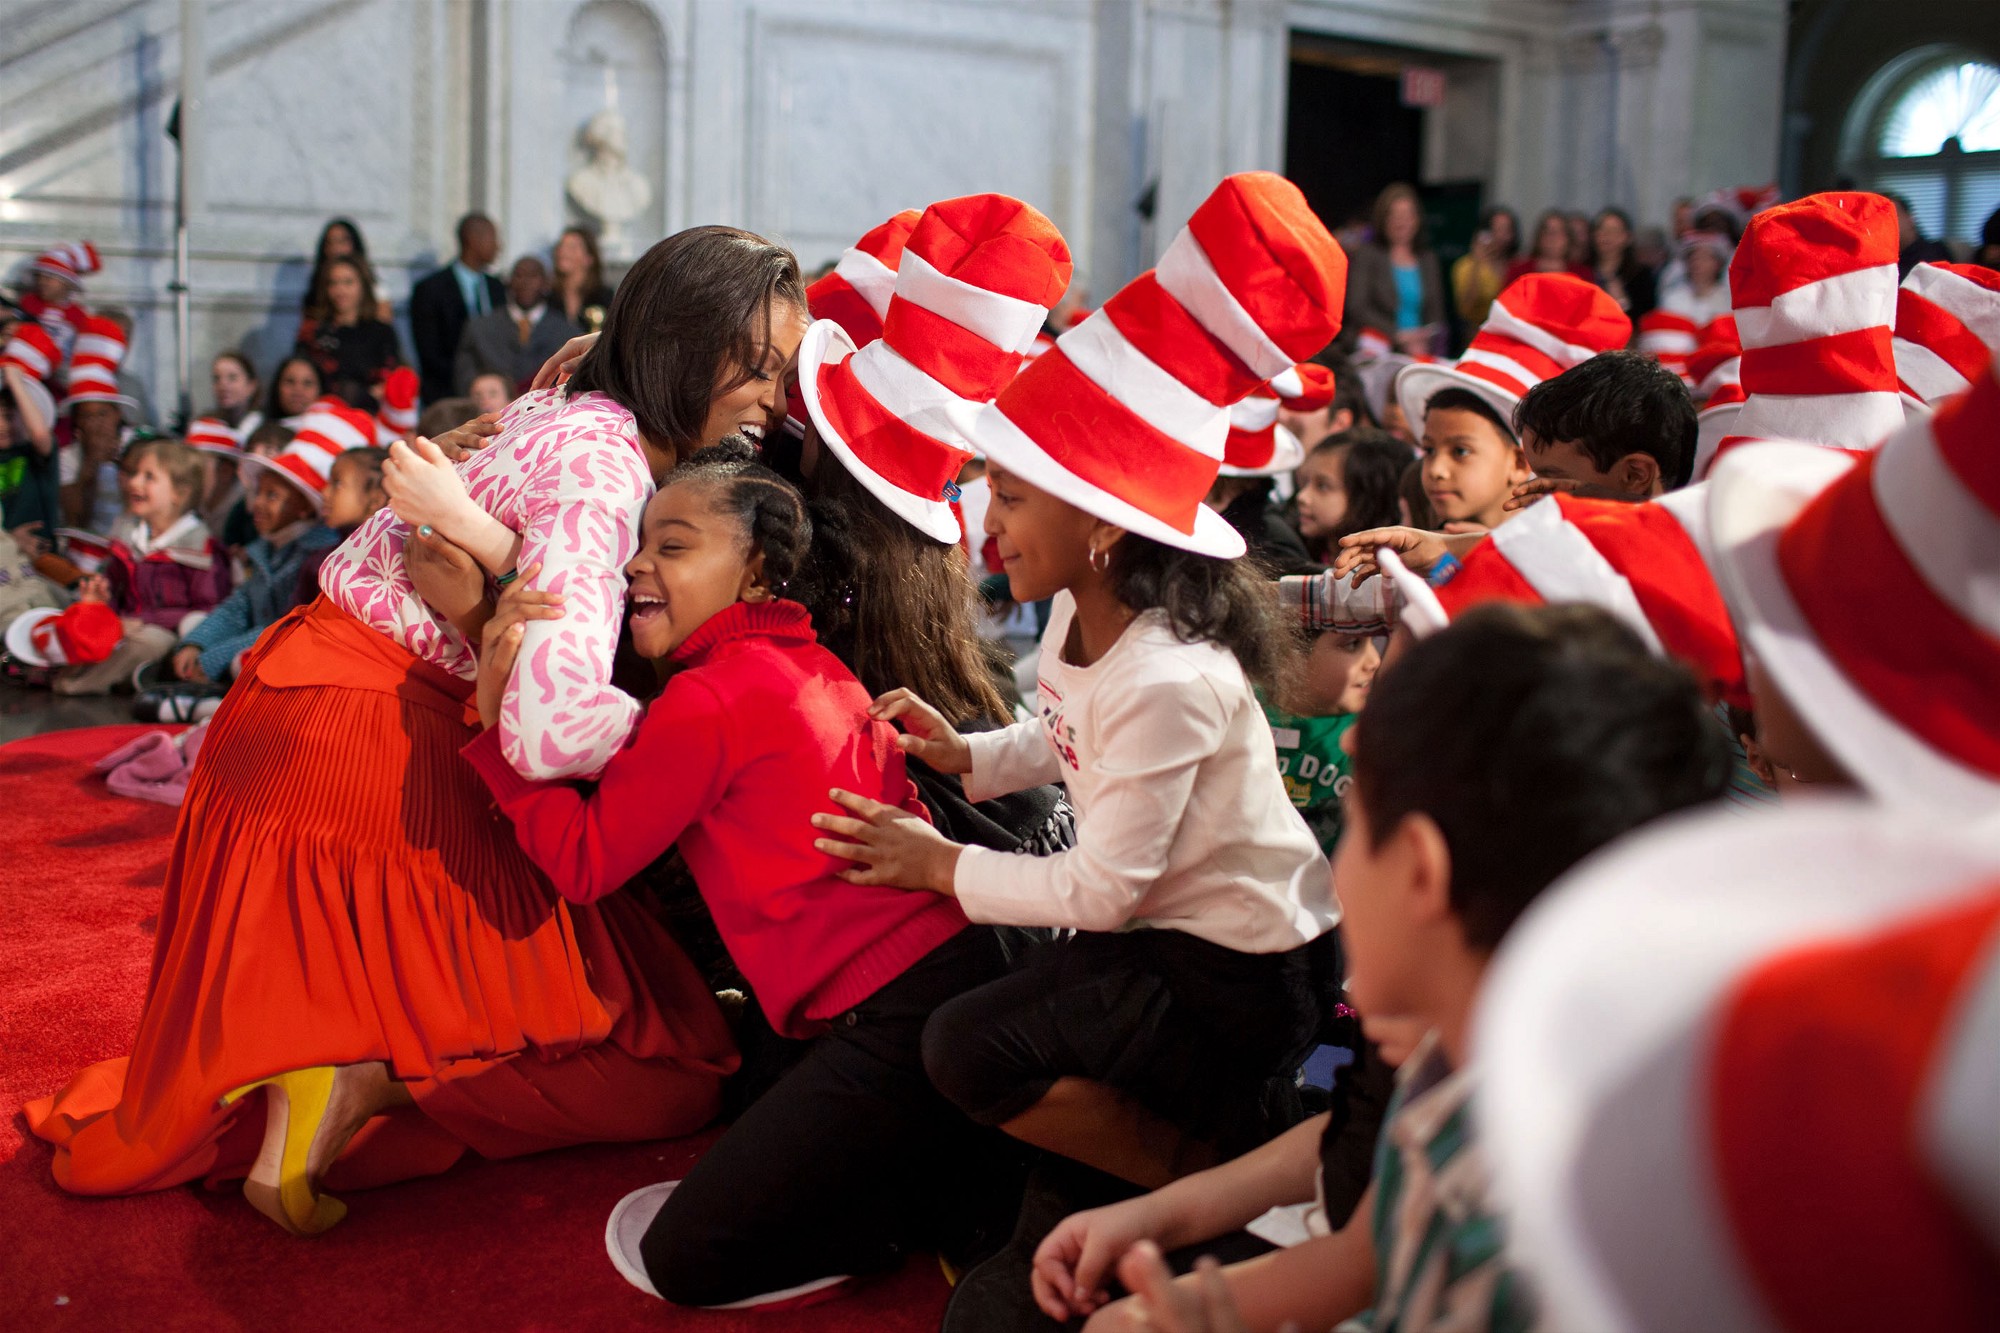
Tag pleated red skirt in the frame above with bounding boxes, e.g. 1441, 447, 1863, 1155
26, 597, 737, 1197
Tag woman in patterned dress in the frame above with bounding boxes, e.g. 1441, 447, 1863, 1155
26, 227, 810, 1235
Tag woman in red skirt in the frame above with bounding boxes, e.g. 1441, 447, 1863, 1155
26, 227, 811, 1235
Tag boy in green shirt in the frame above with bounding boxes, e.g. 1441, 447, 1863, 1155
1263, 630, 1377, 856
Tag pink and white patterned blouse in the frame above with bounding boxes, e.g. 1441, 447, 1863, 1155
319, 388, 653, 781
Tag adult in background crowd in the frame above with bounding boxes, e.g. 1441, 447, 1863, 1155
294, 257, 403, 407
551, 226, 615, 333
1586, 207, 1656, 320
1506, 209, 1592, 287
1451, 204, 1520, 331
1343, 182, 1443, 356
304, 219, 393, 324
454, 255, 578, 397
1887, 192, 1952, 277
409, 213, 505, 406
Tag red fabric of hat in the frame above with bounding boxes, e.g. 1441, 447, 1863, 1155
806, 210, 923, 348
55, 601, 123, 664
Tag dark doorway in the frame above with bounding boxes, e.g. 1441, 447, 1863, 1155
1284, 41, 1424, 235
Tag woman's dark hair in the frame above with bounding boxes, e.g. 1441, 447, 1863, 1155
1371, 182, 1428, 252
1479, 205, 1522, 261
1424, 385, 1517, 445
669, 436, 812, 592
263, 355, 322, 419
212, 350, 258, 387
305, 219, 378, 316
1529, 209, 1571, 264
568, 226, 806, 463
304, 255, 371, 325
1105, 534, 1282, 686
1312, 429, 1410, 556
789, 457, 1012, 726
1351, 603, 1728, 950
554, 226, 608, 304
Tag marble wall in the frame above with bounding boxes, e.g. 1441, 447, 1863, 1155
0, 0, 1789, 418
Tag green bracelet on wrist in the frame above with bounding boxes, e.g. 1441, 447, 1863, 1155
494, 568, 520, 588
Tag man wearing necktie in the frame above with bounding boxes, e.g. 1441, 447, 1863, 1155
452, 254, 584, 400
410, 213, 506, 406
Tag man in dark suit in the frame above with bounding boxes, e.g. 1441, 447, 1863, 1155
454, 255, 582, 396
409, 213, 505, 406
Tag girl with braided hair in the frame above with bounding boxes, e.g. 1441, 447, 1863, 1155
463, 436, 1017, 1308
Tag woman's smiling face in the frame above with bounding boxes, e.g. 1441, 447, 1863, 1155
695, 301, 810, 453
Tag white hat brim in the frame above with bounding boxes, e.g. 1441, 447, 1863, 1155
955, 398, 1247, 559
1475, 800, 2000, 1333
1706, 439, 2000, 818
1394, 362, 1520, 443
6, 605, 63, 667
1219, 425, 1306, 478
796, 318, 965, 546
1690, 400, 1741, 481
236, 452, 326, 512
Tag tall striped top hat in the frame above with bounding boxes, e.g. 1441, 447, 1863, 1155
805, 210, 924, 348
1220, 363, 1329, 477
185, 415, 244, 458
28, 241, 101, 286
0, 322, 59, 426
61, 314, 136, 414
1689, 316, 1747, 478
1476, 802, 2000, 1333
1710, 191, 1905, 468
960, 172, 1348, 558
1708, 352, 2000, 819
1894, 261, 2000, 410
799, 194, 1072, 543
1394, 273, 1632, 439
240, 401, 378, 509
1383, 490, 1747, 708
1636, 310, 1698, 382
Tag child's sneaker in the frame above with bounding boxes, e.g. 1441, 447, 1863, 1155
604, 1181, 851, 1308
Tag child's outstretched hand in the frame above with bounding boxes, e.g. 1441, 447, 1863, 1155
1332, 526, 1486, 586
868, 687, 973, 775
532, 333, 598, 391
430, 412, 503, 463
812, 789, 964, 894
1504, 475, 1642, 512
75, 573, 111, 604
473, 564, 563, 729
1082, 1246, 1264, 1333
383, 436, 477, 536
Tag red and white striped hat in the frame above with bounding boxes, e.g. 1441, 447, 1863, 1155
1387, 491, 1747, 708
1636, 310, 1699, 382
1274, 361, 1336, 413
1688, 315, 1746, 478
376, 365, 420, 440
961, 172, 1347, 558
805, 210, 924, 348
1394, 273, 1632, 437
1894, 261, 2000, 410
61, 313, 136, 413
1477, 802, 2000, 1333
28, 241, 101, 286
1352, 326, 1394, 364
0, 322, 59, 426
1708, 352, 2000, 817
1218, 389, 1304, 478
1709, 192, 1904, 468
241, 401, 378, 508
799, 194, 1071, 543
185, 415, 244, 458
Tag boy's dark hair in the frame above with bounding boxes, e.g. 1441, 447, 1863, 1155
1106, 534, 1282, 686
671, 436, 812, 593
1423, 386, 1516, 445
791, 456, 1012, 726
1320, 429, 1410, 549
1351, 603, 1728, 951
246, 421, 295, 453
335, 445, 388, 481
1514, 350, 1697, 488
568, 226, 805, 464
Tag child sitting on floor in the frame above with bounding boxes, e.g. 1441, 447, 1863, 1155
171, 417, 348, 685
461, 440, 1020, 1310
219, 421, 293, 553
1048, 603, 1729, 1333
296, 445, 385, 602
54, 439, 230, 695
1291, 429, 1410, 564
1263, 627, 1378, 858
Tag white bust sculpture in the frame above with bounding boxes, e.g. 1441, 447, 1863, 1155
567, 106, 652, 257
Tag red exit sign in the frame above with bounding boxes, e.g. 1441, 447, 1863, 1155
1400, 66, 1446, 108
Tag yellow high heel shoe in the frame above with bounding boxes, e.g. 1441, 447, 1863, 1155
219, 1067, 349, 1236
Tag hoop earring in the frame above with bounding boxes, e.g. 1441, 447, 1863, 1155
1087, 544, 1108, 573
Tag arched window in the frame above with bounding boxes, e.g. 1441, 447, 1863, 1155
1844, 48, 2000, 242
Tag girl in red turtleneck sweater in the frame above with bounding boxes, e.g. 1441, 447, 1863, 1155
462, 440, 1014, 1310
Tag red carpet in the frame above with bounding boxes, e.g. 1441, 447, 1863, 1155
0, 726, 948, 1332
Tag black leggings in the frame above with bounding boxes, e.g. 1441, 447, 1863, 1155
922, 929, 1323, 1152
639, 926, 1021, 1307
